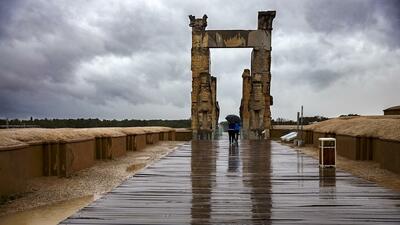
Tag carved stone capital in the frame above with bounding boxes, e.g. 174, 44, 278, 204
258, 11, 276, 30
189, 14, 208, 32
242, 69, 251, 78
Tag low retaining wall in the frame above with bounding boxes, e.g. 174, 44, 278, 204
0, 144, 42, 195
175, 130, 192, 141
300, 130, 400, 174
270, 128, 294, 139
66, 139, 96, 174
146, 132, 160, 144
0, 127, 181, 197
168, 131, 176, 141
135, 134, 147, 151
43, 138, 96, 177
373, 139, 400, 174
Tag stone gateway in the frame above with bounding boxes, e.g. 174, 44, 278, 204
189, 11, 275, 140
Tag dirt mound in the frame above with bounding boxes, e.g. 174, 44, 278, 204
305, 116, 400, 141
0, 127, 175, 148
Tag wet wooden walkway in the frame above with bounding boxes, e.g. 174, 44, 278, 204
61, 137, 400, 224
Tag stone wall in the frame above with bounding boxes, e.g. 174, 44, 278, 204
0, 127, 180, 197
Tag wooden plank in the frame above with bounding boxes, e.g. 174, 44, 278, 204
61, 137, 400, 224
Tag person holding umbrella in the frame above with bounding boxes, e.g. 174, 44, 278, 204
228, 122, 236, 144
225, 115, 240, 145
234, 122, 240, 143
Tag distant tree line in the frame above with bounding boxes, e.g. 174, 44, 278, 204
339, 114, 360, 117
0, 118, 191, 128
272, 116, 328, 125
217, 116, 329, 127
0, 115, 329, 129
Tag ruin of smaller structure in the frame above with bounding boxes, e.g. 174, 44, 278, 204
383, 105, 400, 115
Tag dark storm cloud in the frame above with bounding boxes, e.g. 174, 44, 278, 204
0, 0, 193, 119
306, 0, 376, 33
375, 0, 400, 47
305, 0, 400, 47
0, 0, 399, 119
0, 0, 21, 38
99, 6, 187, 54
306, 69, 342, 89
270, 0, 400, 95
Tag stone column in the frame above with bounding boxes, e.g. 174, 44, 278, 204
211, 76, 218, 132
249, 11, 275, 139
240, 69, 251, 139
189, 15, 210, 139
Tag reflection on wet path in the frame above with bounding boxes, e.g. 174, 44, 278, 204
61, 135, 400, 224
269, 143, 400, 224
191, 140, 216, 224
242, 140, 271, 222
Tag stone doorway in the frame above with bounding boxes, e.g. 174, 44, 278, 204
189, 11, 276, 140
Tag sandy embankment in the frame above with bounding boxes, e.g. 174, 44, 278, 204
305, 115, 400, 142
0, 140, 186, 224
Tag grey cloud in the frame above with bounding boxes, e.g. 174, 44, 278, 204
98, 5, 188, 54
305, 69, 342, 89
0, 0, 192, 119
305, 0, 400, 47
0, 0, 399, 120
306, 0, 376, 33
0, 0, 21, 38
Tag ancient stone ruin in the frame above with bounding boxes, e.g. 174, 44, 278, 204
189, 11, 276, 139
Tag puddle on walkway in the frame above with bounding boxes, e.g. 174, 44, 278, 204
0, 195, 94, 225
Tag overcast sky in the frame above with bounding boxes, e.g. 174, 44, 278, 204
0, 0, 399, 120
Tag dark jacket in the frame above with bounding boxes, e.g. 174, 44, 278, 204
228, 123, 235, 131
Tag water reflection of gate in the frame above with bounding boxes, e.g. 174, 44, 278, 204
190, 139, 272, 222
191, 141, 216, 224
242, 140, 272, 221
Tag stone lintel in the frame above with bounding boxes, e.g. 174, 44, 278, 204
205, 30, 271, 49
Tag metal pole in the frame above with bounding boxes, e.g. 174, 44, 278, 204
300, 105, 304, 142
296, 112, 300, 139
300, 106, 303, 129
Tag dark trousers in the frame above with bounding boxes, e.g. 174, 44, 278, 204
234, 131, 239, 142
228, 130, 235, 143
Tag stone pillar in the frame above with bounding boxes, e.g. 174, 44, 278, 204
189, 15, 210, 139
211, 76, 219, 132
240, 69, 251, 139
197, 72, 213, 140
249, 11, 275, 139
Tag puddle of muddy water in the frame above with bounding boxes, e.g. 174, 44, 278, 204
0, 195, 94, 225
